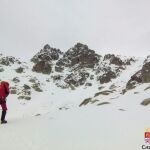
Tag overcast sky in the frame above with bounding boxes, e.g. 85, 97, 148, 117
0, 0, 150, 60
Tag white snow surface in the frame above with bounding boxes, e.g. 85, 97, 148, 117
0, 56, 150, 150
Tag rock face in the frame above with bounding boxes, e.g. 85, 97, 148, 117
32, 61, 52, 74
1, 43, 149, 103
56, 43, 100, 70
97, 70, 117, 84
0, 55, 21, 66
57, 43, 101, 87
141, 56, 150, 83
103, 54, 134, 66
64, 71, 89, 87
104, 54, 124, 66
31, 44, 63, 63
126, 55, 150, 90
30, 43, 136, 88
126, 70, 142, 90
31, 44, 63, 74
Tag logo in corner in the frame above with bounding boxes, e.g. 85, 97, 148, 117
145, 128, 150, 144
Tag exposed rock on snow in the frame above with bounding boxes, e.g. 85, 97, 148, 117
10, 87, 17, 94
0, 44, 149, 104
31, 44, 63, 63
144, 85, 150, 91
141, 98, 150, 106
32, 61, 52, 74
0, 66, 4, 72
27, 43, 137, 88
97, 102, 110, 106
15, 67, 24, 73
56, 43, 100, 69
17, 85, 31, 100
141, 56, 150, 83
97, 70, 116, 84
0, 55, 21, 66
104, 54, 135, 66
31, 44, 63, 74
18, 95, 31, 100
94, 90, 114, 97
64, 71, 90, 87
79, 98, 92, 107
126, 55, 150, 90
12, 77, 20, 83
23, 84, 31, 90
126, 70, 142, 90
79, 98, 99, 107
32, 83, 43, 92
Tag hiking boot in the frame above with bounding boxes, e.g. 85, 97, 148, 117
1, 120, 7, 124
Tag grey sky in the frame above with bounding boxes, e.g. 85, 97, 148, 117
0, 0, 150, 60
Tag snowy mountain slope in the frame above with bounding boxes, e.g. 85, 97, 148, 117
0, 44, 150, 150
0, 85, 150, 150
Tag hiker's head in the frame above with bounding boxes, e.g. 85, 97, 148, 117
1, 81, 9, 87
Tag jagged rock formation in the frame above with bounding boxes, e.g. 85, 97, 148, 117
30, 43, 136, 88
142, 56, 150, 82
103, 54, 134, 66
0, 54, 21, 66
0, 43, 149, 101
126, 55, 150, 90
56, 43, 100, 70
31, 44, 63, 74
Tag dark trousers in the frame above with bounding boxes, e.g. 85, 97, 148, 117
0, 101, 7, 121
1, 111, 6, 121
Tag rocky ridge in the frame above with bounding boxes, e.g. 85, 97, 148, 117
0, 43, 149, 103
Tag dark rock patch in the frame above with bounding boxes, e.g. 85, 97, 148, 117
97, 102, 110, 106
15, 67, 24, 73
141, 98, 150, 106
94, 90, 114, 97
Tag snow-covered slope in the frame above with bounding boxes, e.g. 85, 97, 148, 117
0, 44, 150, 150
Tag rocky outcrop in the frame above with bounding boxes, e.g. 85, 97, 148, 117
15, 67, 24, 73
10, 87, 18, 94
141, 56, 150, 83
104, 54, 124, 66
0, 66, 4, 72
79, 98, 99, 107
97, 70, 116, 84
97, 102, 110, 106
32, 83, 43, 92
32, 61, 52, 74
31, 44, 63, 74
126, 70, 142, 90
31, 44, 63, 63
103, 54, 135, 66
56, 43, 100, 70
126, 55, 150, 90
30, 43, 136, 88
12, 77, 20, 83
141, 98, 150, 106
0, 56, 21, 66
64, 71, 89, 87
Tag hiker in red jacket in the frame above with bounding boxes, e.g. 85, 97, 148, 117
0, 81, 10, 124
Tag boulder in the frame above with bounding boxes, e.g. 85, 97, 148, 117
141, 98, 150, 106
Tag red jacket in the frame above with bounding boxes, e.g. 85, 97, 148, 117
0, 81, 10, 99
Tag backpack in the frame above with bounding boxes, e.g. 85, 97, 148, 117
0, 81, 10, 98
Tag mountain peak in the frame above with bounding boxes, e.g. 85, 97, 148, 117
43, 44, 51, 50
31, 44, 63, 64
